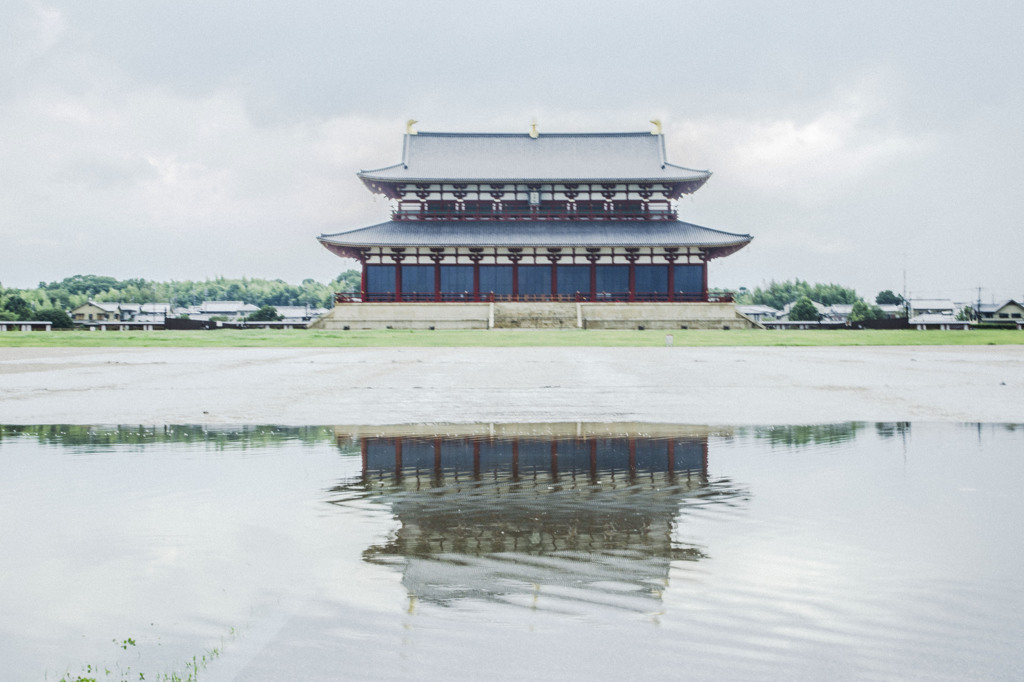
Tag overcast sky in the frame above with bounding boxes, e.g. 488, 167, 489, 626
2, 1, 1021, 303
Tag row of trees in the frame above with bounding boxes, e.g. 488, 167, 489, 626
736, 281, 907, 322
1, 271, 362, 316
787, 297, 886, 322
735, 279, 861, 309
0, 295, 73, 327
3, 273, 909, 326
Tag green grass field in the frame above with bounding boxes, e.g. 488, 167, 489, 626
1, 328, 1022, 348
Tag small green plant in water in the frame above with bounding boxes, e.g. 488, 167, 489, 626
57, 629, 233, 682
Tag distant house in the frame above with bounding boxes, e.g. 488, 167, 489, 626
736, 305, 779, 323
876, 304, 906, 319
181, 301, 261, 321
778, 299, 828, 321
71, 301, 121, 323
274, 305, 330, 323
909, 299, 955, 317
825, 303, 854, 323
978, 300, 1024, 324
119, 303, 140, 319
908, 313, 970, 330
130, 303, 175, 323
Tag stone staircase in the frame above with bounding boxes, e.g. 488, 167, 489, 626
492, 302, 579, 328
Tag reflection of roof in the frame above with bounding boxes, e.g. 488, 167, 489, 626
333, 422, 724, 440
360, 473, 711, 609
358, 132, 712, 192
319, 220, 752, 257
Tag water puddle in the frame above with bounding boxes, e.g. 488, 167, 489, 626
1, 422, 1022, 680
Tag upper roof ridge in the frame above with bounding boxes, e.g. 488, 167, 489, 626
412, 130, 654, 138
357, 128, 712, 195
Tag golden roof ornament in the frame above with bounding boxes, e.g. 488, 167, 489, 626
650, 119, 662, 135
529, 121, 539, 139
406, 119, 418, 135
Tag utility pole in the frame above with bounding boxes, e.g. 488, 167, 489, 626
902, 255, 910, 318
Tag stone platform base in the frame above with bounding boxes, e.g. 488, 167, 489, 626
311, 302, 758, 330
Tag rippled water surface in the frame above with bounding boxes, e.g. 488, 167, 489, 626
2, 422, 1023, 681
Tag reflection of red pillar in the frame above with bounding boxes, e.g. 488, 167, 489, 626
473, 440, 481, 479
667, 439, 675, 473
434, 438, 442, 473
512, 439, 519, 479
703, 438, 709, 473
551, 440, 559, 478
628, 438, 637, 476
395, 439, 403, 473
590, 440, 597, 477
361, 439, 368, 471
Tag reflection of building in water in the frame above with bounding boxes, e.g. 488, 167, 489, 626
328, 424, 745, 611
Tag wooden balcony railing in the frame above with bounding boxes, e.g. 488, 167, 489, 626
392, 205, 677, 221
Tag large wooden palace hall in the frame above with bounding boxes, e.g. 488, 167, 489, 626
315, 123, 756, 329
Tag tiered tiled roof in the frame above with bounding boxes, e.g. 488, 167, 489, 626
320, 220, 751, 259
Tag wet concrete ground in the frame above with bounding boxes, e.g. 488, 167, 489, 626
1, 345, 1022, 425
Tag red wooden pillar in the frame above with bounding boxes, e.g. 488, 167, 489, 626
550, 263, 558, 299
395, 265, 403, 303
473, 263, 481, 302
667, 263, 675, 302
628, 263, 636, 302
590, 263, 597, 301
701, 255, 709, 302
512, 263, 519, 299
434, 264, 441, 302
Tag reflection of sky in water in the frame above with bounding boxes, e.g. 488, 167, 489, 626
1, 423, 1023, 681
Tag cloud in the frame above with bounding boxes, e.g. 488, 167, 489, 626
670, 78, 932, 206
1, 1, 1022, 301
0, 72, 401, 284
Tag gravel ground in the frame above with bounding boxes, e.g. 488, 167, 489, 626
1, 345, 1022, 425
